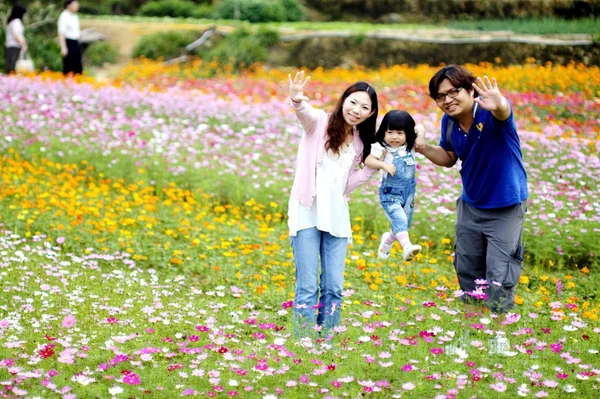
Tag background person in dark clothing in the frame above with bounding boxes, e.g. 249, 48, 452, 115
58, 0, 82, 75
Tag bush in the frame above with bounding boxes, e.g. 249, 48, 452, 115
303, 0, 600, 19
27, 33, 62, 71
190, 4, 216, 18
102, 0, 139, 15
137, 0, 215, 18
138, 0, 199, 18
203, 27, 280, 70
83, 41, 119, 66
132, 30, 200, 60
215, 0, 304, 22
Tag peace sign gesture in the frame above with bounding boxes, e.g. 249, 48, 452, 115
472, 76, 505, 111
288, 71, 311, 103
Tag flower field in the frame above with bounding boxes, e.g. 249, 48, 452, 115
0, 61, 599, 398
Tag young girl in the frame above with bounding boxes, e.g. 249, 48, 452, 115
365, 110, 423, 261
287, 71, 379, 335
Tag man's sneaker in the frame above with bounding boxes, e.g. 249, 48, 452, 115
488, 336, 511, 355
378, 232, 393, 260
402, 244, 422, 261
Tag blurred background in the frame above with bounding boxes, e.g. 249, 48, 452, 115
1, 0, 598, 75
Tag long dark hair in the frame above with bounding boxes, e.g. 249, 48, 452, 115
8, 4, 27, 24
428, 65, 479, 100
374, 110, 417, 152
326, 82, 378, 162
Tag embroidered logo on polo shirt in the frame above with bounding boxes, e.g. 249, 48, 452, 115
476, 122, 484, 132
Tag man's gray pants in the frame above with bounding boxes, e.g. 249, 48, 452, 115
454, 197, 526, 313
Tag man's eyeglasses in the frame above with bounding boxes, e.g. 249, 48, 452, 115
434, 87, 463, 103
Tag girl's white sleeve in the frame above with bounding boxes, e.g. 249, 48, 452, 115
370, 142, 384, 158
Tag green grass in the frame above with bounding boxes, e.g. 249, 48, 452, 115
79, 14, 436, 32
448, 17, 599, 35
81, 14, 599, 35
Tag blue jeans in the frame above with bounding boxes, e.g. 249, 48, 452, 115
379, 150, 416, 234
291, 227, 347, 336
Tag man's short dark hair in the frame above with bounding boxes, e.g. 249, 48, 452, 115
429, 65, 478, 100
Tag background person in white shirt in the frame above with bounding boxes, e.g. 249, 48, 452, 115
58, 0, 82, 75
4, 4, 28, 74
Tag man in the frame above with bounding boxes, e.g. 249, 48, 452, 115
58, 0, 82, 75
415, 65, 528, 354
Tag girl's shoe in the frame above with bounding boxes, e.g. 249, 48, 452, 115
402, 244, 422, 261
378, 232, 393, 260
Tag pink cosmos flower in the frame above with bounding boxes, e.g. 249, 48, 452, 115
550, 343, 563, 353
123, 372, 141, 385
543, 380, 558, 388
490, 382, 507, 392
431, 348, 444, 355
62, 315, 76, 328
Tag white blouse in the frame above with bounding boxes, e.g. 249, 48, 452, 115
370, 142, 412, 178
57, 10, 80, 40
288, 142, 356, 241
5, 19, 24, 48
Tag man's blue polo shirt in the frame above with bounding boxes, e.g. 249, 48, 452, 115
439, 103, 528, 209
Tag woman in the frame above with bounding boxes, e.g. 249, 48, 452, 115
287, 71, 379, 336
4, 4, 27, 74
58, 0, 82, 75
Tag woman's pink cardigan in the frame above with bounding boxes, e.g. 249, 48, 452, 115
290, 100, 377, 209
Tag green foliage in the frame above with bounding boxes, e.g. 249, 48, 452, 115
101, 0, 139, 15
279, 0, 304, 22
190, 4, 216, 19
282, 37, 600, 68
215, 0, 304, 22
132, 29, 200, 60
83, 41, 119, 66
138, 0, 198, 18
304, 0, 600, 20
203, 27, 280, 69
448, 17, 600, 34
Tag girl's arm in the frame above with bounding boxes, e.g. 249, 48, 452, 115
365, 154, 396, 176
345, 163, 377, 195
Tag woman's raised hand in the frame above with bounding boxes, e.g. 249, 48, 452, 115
288, 71, 310, 103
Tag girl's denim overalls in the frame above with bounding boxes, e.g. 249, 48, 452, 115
379, 148, 416, 234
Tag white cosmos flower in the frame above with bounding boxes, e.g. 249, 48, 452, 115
563, 385, 576, 393
108, 386, 123, 395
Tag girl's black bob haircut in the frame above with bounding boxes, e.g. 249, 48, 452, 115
374, 110, 417, 151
